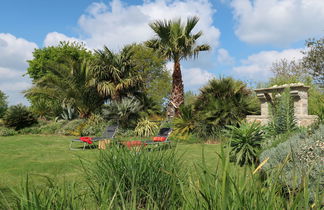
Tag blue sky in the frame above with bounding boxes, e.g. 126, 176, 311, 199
0, 0, 323, 105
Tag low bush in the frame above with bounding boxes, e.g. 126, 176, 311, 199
225, 122, 265, 166
57, 119, 86, 136
260, 124, 324, 200
134, 117, 158, 137
3, 104, 37, 130
81, 114, 106, 136
0, 126, 17, 136
38, 121, 67, 134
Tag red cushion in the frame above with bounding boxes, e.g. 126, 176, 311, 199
153, 137, 167, 142
80, 137, 93, 144
123, 141, 143, 148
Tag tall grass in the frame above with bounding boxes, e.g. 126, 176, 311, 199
81, 145, 186, 209
2, 146, 322, 209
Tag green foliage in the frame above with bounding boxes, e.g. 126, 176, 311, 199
3, 104, 37, 130
134, 117, 159, 137
225, 122, 265, 166
131, 44, 171, 107
83, 146, 185, 209
102, 97, 142, 129
269, 88, 297, 135
302, 37, 324, 86
0, 126, 17, 136
57, 119, 86, 136
0, 90, 8, 118
146, 16, 210, 110
81, 114, 106, 136
194, 77, 258, 137
91, 45, 143, 101
260, 125, 324, 200
26, 59, 103, 119
173, 104, 196, 138
38, 121, 66, 134
184, 90, 197, 105
27, 41, 92, 81
60, 103, 78, 120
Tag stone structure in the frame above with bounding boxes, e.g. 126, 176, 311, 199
246, 83, 318, 127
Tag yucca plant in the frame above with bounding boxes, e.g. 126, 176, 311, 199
134, 117, 158, 137
225, 121, 265, 166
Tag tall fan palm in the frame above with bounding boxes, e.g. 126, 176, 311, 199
25, 59, 104, 118
91, 45, 143, 101
146, 16, 210, 115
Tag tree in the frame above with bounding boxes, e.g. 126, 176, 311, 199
146, 16, 210, 115
26, 59, 104, 118
0, 90, 8, 118
302, 37, 324, 87
131, 44, 171, 108
91, 45, 143, 101
27, 41, 92, 81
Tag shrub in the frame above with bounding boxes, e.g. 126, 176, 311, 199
0, 126, 17, 136
39, 121, 67, 134
81, 114, 106, 136
18, 126, 41, 134
225, 122, 265, 166
3, 104, 37, 130
172, 104, 196, 138
83, 146, 185, 209
134, 117, 158, 137
194, 77, 259, 137
57, 119, 86, 136
260, 124, 324, 200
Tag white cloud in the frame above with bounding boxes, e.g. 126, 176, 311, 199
233, 48, 304, 81
44, 32, 85, 47
45, 0, 220, 50
183, 67, 214, 89
217, 48, 234, 65
0, 33, 37, 105
231, 0, 324, 45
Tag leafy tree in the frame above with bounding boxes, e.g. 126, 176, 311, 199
0, 90, 8, 118
27, 41, 92, 81
91, 46, 143, 101
26, 59, 104, 118
131, 44, 171, 107
302, 37, 324, 87
146, 16, 210, 115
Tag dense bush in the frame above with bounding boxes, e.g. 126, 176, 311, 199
3, 104, 37, 130
0, 90, 8, 118
81, 114, 106, 136
226, 122, 265, 166
260, 124, 324, 200
194, 77, 259, 137
0, 126, 17, 136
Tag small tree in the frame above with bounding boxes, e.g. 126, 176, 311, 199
0, 90, 8, 118
302, 37, 324, 87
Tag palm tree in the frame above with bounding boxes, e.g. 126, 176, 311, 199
25, 59, 104, 118
91, 45, 143, 101
146, 16, 210, 115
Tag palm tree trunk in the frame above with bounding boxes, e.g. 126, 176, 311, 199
171, 61, 184, 116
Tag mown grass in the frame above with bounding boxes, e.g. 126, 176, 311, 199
0, 135, 221, 189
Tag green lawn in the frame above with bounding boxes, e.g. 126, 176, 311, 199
0, 135, 221, 189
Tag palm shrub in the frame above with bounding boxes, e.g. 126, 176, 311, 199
195, 78, 258, 137
225, 122, 265, 166
269, 88, 297, 135
102, 97, 142, 129
260, 125, 324, 201
134, 117, 158, 137
3, 104, 37, 130
172, 104, 196, 139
